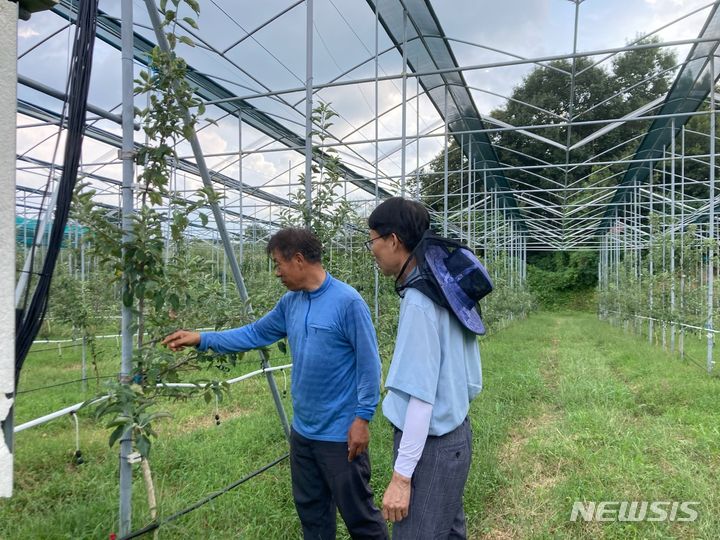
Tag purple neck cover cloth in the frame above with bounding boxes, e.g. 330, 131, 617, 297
395, 230, 493, 335
425, 243, 493, 335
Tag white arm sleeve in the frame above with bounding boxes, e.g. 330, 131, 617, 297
394, 396, 433, 478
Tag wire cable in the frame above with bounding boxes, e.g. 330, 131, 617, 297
118, 452, 289, 540
16, 374, 115, 395
26, 343, 84, 354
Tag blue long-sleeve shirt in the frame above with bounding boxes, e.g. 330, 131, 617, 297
198, 273, 382, 442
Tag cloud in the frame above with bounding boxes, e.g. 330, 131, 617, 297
18, 27, 40, 39
245, 152, 279, 179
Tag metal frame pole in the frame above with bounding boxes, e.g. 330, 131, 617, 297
238, 109, 244, 265
119, 0, 135, 532
304, 0, 314, 227
416, 77, 420, 199
483, 168, 487, 255
649, 164, 654, 344
680, 124, 686, 359
373, 1, 379, 323
662, 152, 667, 350
670, 120, 676, 354
400, 8, 407, 196
460, 134, 464, 239
80, 230, 87, 391
443, 87, 449, 236
468, 143, 473, 245
707, 56, 716, 374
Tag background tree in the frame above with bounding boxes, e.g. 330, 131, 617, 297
419, 38, 677, 307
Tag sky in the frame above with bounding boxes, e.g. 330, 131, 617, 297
14, 0, 718, 230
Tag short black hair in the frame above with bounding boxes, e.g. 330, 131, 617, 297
266, 227, 323, 263
367, 197, 430, 251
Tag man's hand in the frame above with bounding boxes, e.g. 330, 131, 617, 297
382, 471, 411, 522
162, 330, 201, 352
347, 417, 370, 462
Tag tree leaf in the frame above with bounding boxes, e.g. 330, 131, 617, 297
136, 434, 151, 458
108, 425, 128, 448
182, 16, 198, 29
178, 35, 195, 48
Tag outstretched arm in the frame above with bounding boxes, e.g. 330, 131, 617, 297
162, 330, 200, 351
162, 296, 288, 354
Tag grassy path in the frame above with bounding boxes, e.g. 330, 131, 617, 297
470, 312, 720, 539
2, 312, 719, 539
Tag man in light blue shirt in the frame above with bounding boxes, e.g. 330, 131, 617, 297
164, 228, 388, 539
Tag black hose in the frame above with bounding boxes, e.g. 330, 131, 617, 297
15, 0, 100, 382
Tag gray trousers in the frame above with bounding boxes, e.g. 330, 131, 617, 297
391, 417, 472, 539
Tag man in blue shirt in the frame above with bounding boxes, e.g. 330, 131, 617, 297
163, 228, 388, 539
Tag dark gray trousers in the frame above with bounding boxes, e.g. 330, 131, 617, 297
390, 417, 472, 539
290, 428, 389, 540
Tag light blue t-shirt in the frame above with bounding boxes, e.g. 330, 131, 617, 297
382, 286, 482, 436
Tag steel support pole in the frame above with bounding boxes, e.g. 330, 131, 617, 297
662, 154, 667, 350
400, 8, 407, 197
649, 164, 654, 344
416, 77, 420, 199
15, 180, 60, 308
483, 169, 487, 259
373, 1, 379, 323
238, 110, 244, 265
680, 125, 686, 359
615, 221, 620, 290
468, 143, 473, 244
493, 188, 499, 283
670, 121, 676, 354
459, 134, 464, 239
119, 0, 135, 533
304, 0, 314, 227
707, 57, 716, 374
144, 0, 290, 437
81, 234, 87, 392
443, 87, 449, 236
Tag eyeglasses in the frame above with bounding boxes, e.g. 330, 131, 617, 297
364, 234, 388, 252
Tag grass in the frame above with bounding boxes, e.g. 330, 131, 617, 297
2, 312, 719, 539
472, 312, 719, 540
